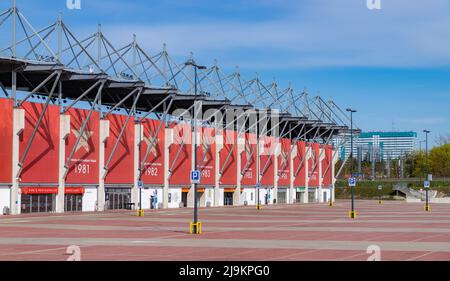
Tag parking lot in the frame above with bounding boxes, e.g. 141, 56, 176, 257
0, 200, 449, 261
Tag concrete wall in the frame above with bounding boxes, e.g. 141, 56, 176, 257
83, 187, 97, 212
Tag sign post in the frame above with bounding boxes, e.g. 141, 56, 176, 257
137, 180, 144, 217
348, 177, 356, 219
191, 170, 201, 184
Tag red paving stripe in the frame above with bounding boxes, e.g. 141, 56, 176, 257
1, 201, 450, 260
0, 245, 449, 261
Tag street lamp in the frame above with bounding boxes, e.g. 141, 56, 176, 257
186, 60, 207, 234
347, 108, 357, 219
418, 140, 426, 182
424, 130, 431, 212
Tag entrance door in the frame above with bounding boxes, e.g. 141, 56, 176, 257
181, 192, 188, 208
21, 194, 55, 214
277, 191, 287, 204
65, 194, 83, 212
224, 192, 233, 206
308, 190, 316, 202
295, 192, 303, 203
105, 188, 132, 210
323, 192, 328, 203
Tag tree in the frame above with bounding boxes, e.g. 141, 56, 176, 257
429, 144, 450, 177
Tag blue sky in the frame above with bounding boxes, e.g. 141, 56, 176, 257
1, 0, 449, 146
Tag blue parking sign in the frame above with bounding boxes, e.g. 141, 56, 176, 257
191, 170, 201, 184
348, 177, 356, 187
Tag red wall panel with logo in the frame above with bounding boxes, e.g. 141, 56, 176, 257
104, 114, 134, 184
0, 98, 13, 183
278, 138, 291, 187
219, 130, 237, 185
19, 102, 60, 183
260, 136, 275, 186
293, 141, 306, 187
322, 145, 333, 187
197, 127, 215, 185
169, 123, 192, 185
241, 133, 257, 186
139, 118, 165, 185
65, 108, 100, 184
308, 142, 320, 187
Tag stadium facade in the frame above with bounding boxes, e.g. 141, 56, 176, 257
0, 3, 358, 215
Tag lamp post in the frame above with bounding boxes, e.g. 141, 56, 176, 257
347, 108, 357, 219
424, 130, 430, 212
418, 140, 425, 182
138, 122, 143, 216
186, 60, 207, 234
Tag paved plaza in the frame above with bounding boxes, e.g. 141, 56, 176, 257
0, 200, 449, 261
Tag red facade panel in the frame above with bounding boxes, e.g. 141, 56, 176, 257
0, 98, 12, 183
197, 127, 215, 185
139, 119, 165, 185
65, 108, 100, 184
308, 142, 320, 187
322, 145, 333, 187
293, 141, 306, 187
260, 136, 275, 186
219, 130, 237, 185
169, 123, 191, 185
19, 102, 60, 183
241, 133, 257, 186
104, 114, 134, 184
278, 138, 291, 187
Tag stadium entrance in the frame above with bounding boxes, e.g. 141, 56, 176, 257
64, 187, 85, 212
20, 187, 57, 214
277, 188, 288, 204
105, 188, 132, 210
224, 188, 235, 206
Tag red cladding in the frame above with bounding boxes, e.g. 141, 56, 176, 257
241, 133, 257, 186
293, 141, 306, 187
104, 114, 134, 184
197, 127, 215, 185
0, 98, 12, 183
169, 123, 192, 185
278, 138, 291, 186
260, 136, 275, 186
308, 142, 320, 187
65, 108, 100, 184
219, 130, 237, 185
140, 119, 165, 185
322, 145, 333, 187
19, 102, 60, 183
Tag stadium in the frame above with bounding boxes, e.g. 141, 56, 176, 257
0, 2, 358, 216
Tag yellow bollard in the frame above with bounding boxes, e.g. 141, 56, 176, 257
256, 204, 262, 210
136, 209, 145, 217
189, 222, 202, 234
349, 211, 357, 219
424, 204, 431, 212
